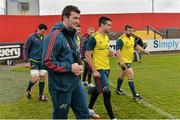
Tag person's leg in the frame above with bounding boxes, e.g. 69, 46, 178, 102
126, 68, 137, 96
51, 91, 71, 119
88, 75, 101, 119
87, 72, 92, 84
88, 87, 100, 109
125, 67, 143, 100
26, 62, 40, 99
71, 83, 89, 119
87, 66, 94, 87
26, 69, 39, 99
26, 76, 38, 91
139, 52, 142, 62
82, 61, 88, 86
39, 70, 48, 101
134, 50, 140, 62
116, 71, 125, 90
100, 70, 115, 119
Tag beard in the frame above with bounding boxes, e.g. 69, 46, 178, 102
126, 33, 132, 37
104, 30, 110, 34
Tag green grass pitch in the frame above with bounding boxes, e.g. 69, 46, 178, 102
0, 53, 180, 119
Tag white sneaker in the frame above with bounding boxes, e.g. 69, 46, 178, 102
88, 83, 95, 87
89, 109, 100, 119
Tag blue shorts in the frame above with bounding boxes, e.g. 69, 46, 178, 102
30, 60, 41, 69
94, 69, 111, 93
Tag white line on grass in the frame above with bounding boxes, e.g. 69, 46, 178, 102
110, 83, 178, 119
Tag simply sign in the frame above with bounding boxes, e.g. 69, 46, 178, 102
145, 39, 180, 51
0, 45, 21, 60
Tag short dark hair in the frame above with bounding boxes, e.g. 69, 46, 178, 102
124, 24, 132, 31
98, 16, 112, 27
38, 23, 48, 30
62, 5, 80, 21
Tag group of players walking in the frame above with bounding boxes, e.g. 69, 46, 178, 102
23, 5, 149, 119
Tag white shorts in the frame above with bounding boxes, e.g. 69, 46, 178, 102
30, 69, 47, 77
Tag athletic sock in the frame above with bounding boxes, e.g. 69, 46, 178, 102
39, 81, 45, 97
116, 78, 123, 90
27, 80, 36, 91
128, 80, 137, 96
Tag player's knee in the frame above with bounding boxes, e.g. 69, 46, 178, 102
39, 75, 46, 81
103, 90, 111, 98
32, 76, 39, 82
127, 73, 134, 79
128, 77, 134, 80
102, 85, 110, 93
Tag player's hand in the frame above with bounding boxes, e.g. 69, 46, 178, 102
118, 61, 126, 68
93, 70, 100, 78
144, 50, 150, 55
109, 50, 116, 57
71, 63, 83, 76
24, 62, 30, 68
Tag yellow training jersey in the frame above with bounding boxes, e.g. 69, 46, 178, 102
92, 32, 110, 70
117, 34, 136, 63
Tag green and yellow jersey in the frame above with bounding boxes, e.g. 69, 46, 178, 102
116, 34, 137, 63
86, 32, 110, 70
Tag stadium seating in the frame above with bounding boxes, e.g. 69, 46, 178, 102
133, 30, 162, 40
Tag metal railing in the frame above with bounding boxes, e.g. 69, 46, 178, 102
147, 25, 164, 39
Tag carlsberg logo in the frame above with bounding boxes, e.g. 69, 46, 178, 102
0, 45, 21, 60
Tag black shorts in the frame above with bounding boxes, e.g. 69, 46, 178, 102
121, 63, 132, 70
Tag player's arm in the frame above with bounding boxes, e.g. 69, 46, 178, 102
116, 39, 126, 69
23, 36, 32, 67
43, 32, 82, 75
85, 37, 100, 77
135, 44, 149, 55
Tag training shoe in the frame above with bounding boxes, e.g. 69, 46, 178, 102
26, 90, 32, 100
39, 95, 48, 102
88, 83, 95, 88
115, 89, 125, 96
82, 81, 88, 86
89, 109, 100, 119
133, 94, 143, 101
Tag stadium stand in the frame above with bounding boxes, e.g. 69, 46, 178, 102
160, 28, 180, 38
133, 26, 164, 40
